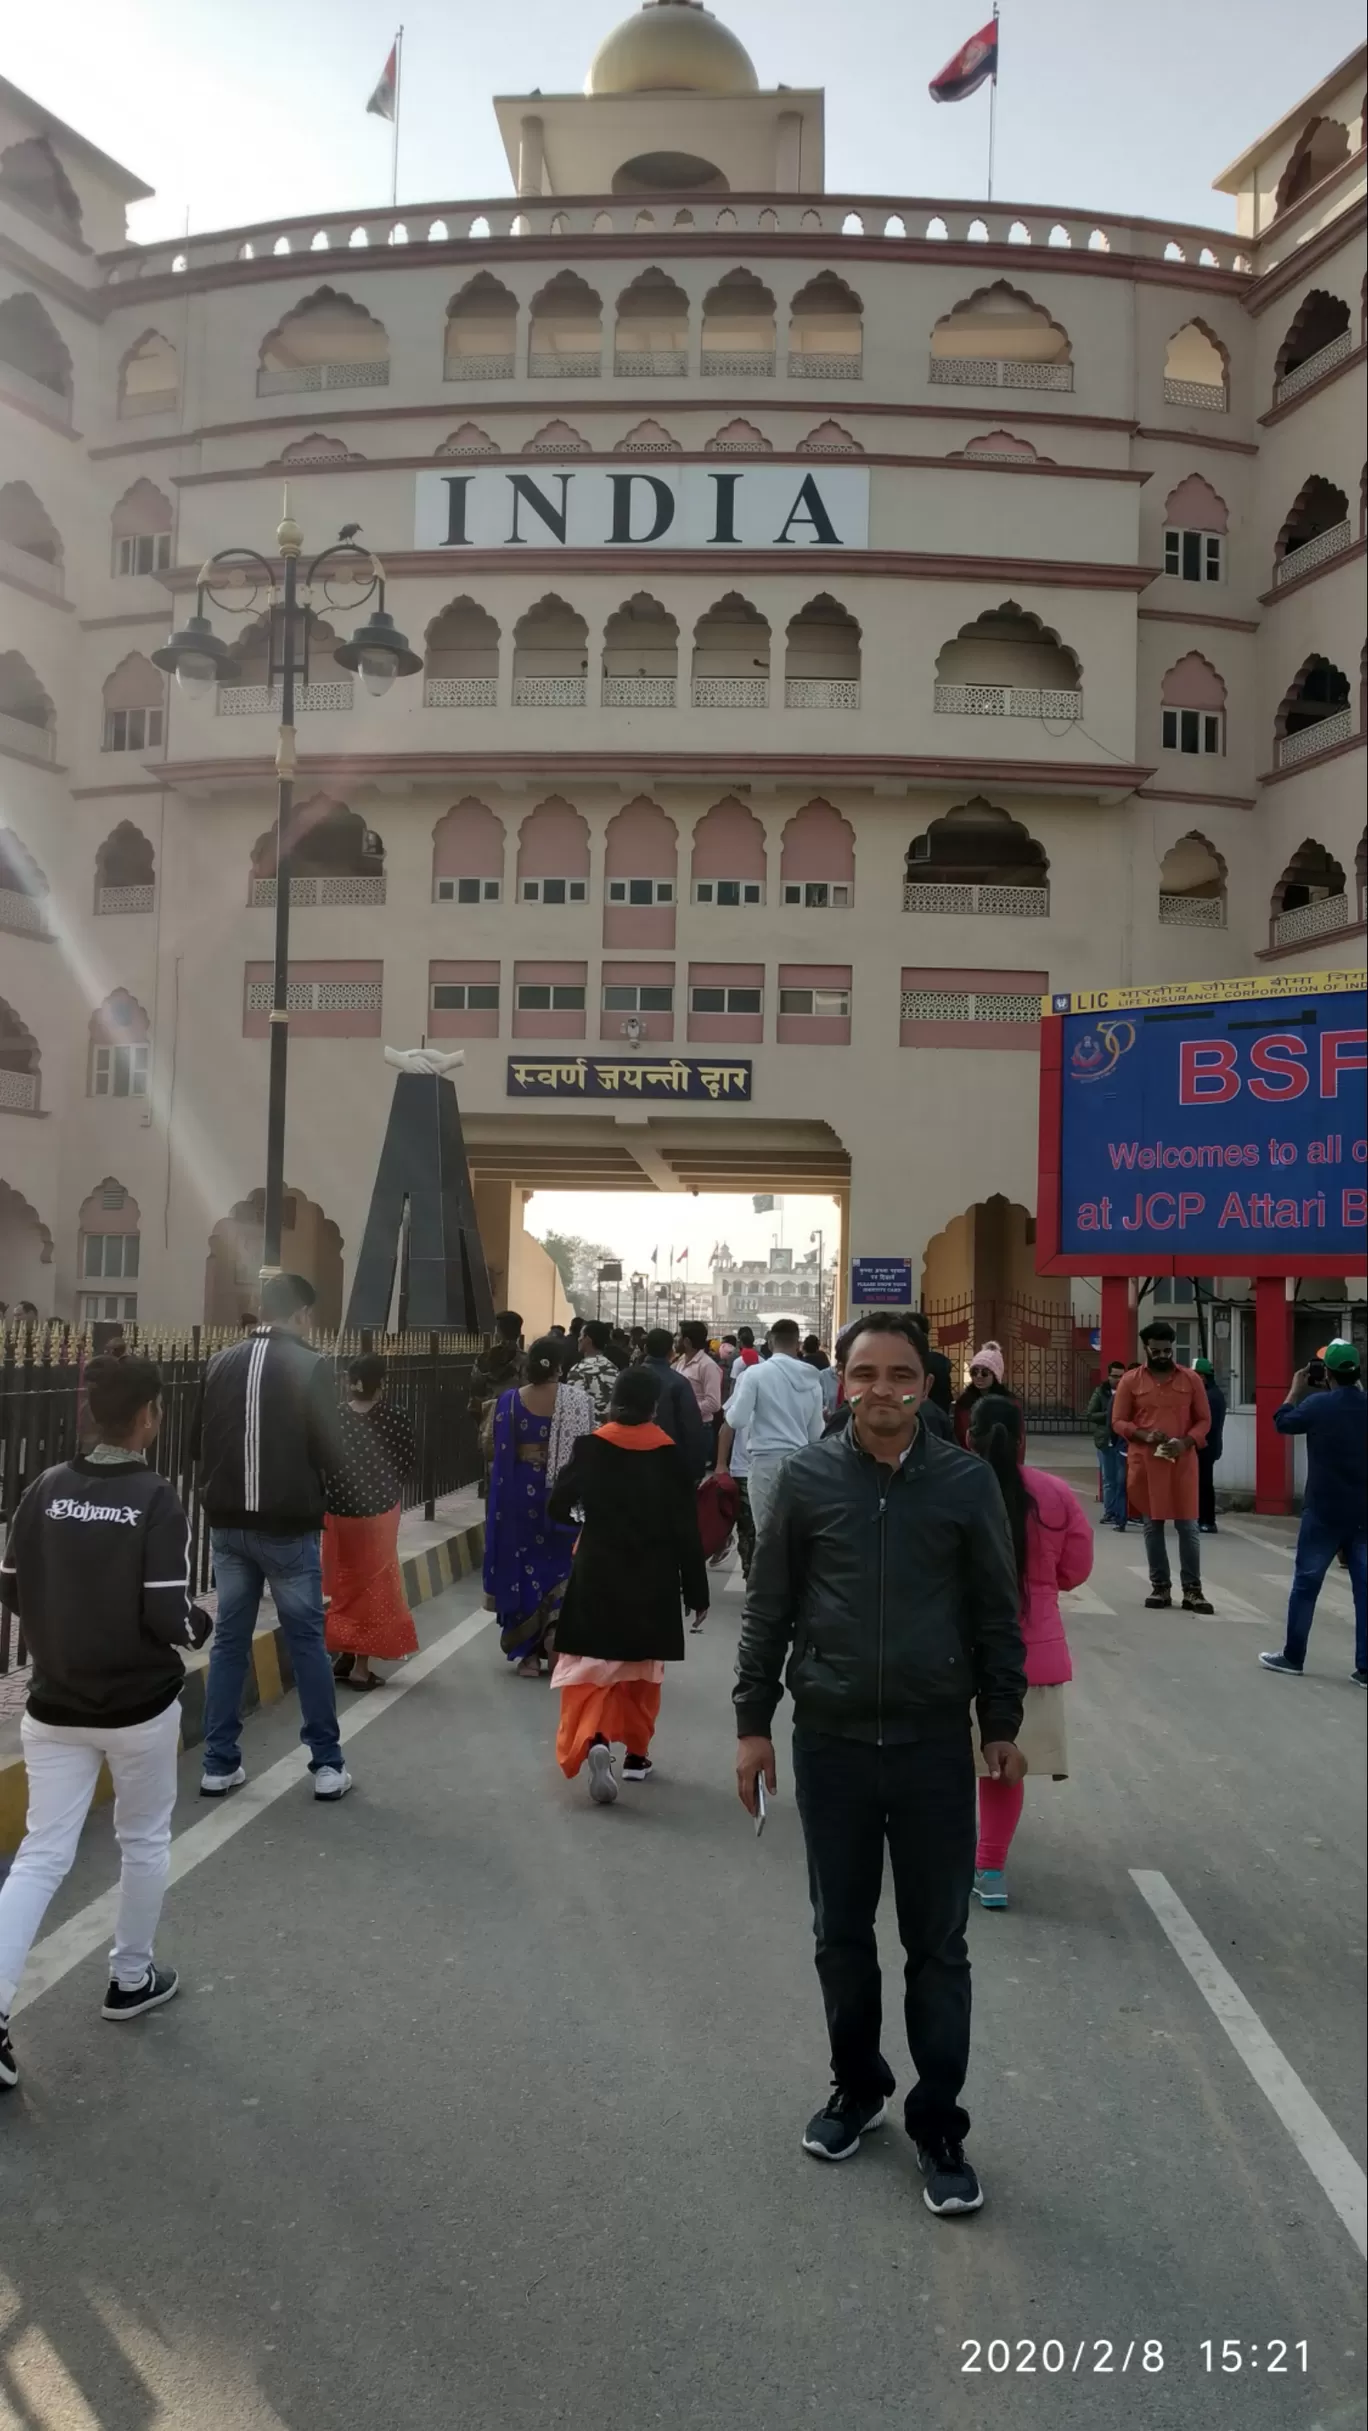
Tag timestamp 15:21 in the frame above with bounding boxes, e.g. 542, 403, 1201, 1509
1200, 2342, 1309, 2372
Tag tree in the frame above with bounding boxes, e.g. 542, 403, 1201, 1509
536, 1231, 621, 1317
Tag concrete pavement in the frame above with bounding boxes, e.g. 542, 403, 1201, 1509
0, 1503, 1364, 2431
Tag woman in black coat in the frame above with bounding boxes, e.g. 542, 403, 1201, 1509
547, 1367, 709, 1805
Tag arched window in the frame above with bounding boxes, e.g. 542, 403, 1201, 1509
512, 596, 588, 705
528, 273, 602, 378
523, 419, 589, 453
77, 1180, 141, 1324
691, 797, 766, 908
1269, 839, 1348, 947
1162, 473, 1228, 581
611, 152, 728, 197
516, 796, 590, 904
1163, 321, 1228, 412
788, 273, 862, 379
0, 136, 82, 240
219, 611, 347, 707
1274, 657, 1352, 766
0, 650, 56, 762
0, 291, 73, 412
959, 430, 1039, 460
692, 595, 770, 705
101, 654, 165, 753
602, 594, 678, 705
111, 478, 173, 576
118, 330, 178, 419
276, 431, 362, 463
784, 596, 861, 708
930, 282, 1072, 391
1273, 475, 1352, 584
0, 479, 62, 595
444, 273, 517, 381
257, 288, 389, 397
705, 417, 771, 452
248, 796, 385, 904
95, 822, 156, 914
432, 798, 504, 903
1158, 833, 1227, 929
615, 418, 681, 453
796, 420, 862, 454
614, 269, 689, 375
424, 598, 500, 705
1276, 117, 1351, 216
701, 270, 776, 376
905, 799, 1049, 913
603, 796, 677, 938
1273, 291, 1352, 403
780, 800, 855, 908
934, 603, 1081, 716
0, 994, 42, 1113
437, 422, 497, 453
1160, 653, 1226, 757
205, 1188, 343, 1330
88, 992, 150, 1099
0, 828, 51, 939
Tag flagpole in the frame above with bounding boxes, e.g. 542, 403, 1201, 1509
391, 25, 404, 209
986, 4, 999, 203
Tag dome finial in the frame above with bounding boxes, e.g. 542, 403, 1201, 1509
586, 1, 759, 98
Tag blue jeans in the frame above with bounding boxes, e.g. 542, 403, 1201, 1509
1142, 1516, 1203, 1595
1284, 1512, 1368, 1674
1097, 1442, 1127, 1525
203, 1530, 342, 1777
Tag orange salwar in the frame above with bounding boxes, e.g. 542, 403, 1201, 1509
553, 1653, 664, 1777
323, 1506, 419, 1660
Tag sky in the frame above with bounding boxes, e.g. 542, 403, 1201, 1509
12, 1, 1363, 244
527, 1188, 841, 1279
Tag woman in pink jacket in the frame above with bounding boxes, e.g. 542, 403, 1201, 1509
967, 1393, 1093, 1909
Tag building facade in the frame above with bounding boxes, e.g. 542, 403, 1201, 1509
0, 6, 1363, 1351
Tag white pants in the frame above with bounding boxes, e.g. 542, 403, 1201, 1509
746, 1452, 796, 1540
0, 1700, 181, 2014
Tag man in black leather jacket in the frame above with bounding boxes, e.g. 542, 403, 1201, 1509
734, 1311, 1025, 2217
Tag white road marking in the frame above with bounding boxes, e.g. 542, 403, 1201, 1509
1131, 1869, 1368, 2260
12, 1604, 494, 2018
1125, 1565, 1268, 1622
1259, 1573, 1353, 1622
1061, 1586, 1116, 1617
1217, 1518, 1297, 1561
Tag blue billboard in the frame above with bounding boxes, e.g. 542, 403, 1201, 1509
1051, 975, 1366, 1263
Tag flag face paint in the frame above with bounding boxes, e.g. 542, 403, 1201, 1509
929, 16, 999, 102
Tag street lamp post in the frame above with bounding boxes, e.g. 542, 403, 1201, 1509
154, 501, 420, 1282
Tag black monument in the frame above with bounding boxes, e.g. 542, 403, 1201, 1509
345, 1047, 494, 1333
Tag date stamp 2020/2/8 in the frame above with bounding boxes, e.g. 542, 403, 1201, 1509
961, 2338, 1311, 2375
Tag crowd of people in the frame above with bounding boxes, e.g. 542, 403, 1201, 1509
1, 1280, 1364, 2227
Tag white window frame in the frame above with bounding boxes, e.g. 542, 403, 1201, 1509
515, 982, 586, 1011
692, 879, 764, 906
436, 876, 501, 903
80, 1232, 140, 1279
1163, 527, 1223, 584
520, 877, 588, 904
90, 1040, 150, 1098
113, 532, 172, 577
1162, 706, 1224, 756
779, 986, 851, 1018
78, 1291, 139, 1324
781, 880, 852, 909
606, 878, 675, 905
601, 983, 674, 1013
102, 705, 164, 752
689, 984, 763, 1015
430, 981, 500, 1011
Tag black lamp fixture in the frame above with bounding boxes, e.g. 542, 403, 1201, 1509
333, 596, 423, 696
151, 606, 240, 700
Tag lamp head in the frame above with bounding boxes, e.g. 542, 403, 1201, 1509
334, 608, 422, 697
151, 612, 238, 701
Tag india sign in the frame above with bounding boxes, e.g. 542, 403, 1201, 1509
414, 463, 870, 551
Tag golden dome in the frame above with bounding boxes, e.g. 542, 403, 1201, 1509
586, 2, 759, 98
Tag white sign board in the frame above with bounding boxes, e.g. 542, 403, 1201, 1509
414, 463, 870, 552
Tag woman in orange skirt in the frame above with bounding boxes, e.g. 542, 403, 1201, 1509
324, 1354, 420, 1690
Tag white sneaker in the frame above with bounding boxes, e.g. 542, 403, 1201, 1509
587, 1743, 618, 1805
312, 1765, 353, 1801
199, 1764, 246, 1798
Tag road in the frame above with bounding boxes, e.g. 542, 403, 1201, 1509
1, 1499, 1364, 2431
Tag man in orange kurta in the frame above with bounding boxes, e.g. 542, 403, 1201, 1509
1111, 1321, 1213, 1613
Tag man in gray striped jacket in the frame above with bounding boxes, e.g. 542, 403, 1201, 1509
194, 1273, 351, 1801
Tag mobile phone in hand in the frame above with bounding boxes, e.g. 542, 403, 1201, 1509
755, 1774, 768, 1837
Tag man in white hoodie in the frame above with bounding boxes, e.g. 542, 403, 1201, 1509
715, 1320, 826, 1537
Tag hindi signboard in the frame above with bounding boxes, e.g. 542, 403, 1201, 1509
850, 1258, 914, 1306
506, 1056, 752, 1101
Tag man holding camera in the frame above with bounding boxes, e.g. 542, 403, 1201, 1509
1260, 1339, 1367, 1685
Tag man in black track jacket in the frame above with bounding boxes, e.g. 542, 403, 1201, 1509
194, 1272, 351, 1801
734, 1311, 1025, 2219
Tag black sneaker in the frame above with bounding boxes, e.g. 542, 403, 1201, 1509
801, 2089, 887, 2161
621, 1754, 654, 1782
0, 2015, 16, 2091
1144, 1587, 1172, 1609
1353, 1669, 1368, 1689
101, 1964, 179, 2022
1259, 1651, 1303, 1677
1182, 1590, 1215, 1615
916, 2134, 984, 2215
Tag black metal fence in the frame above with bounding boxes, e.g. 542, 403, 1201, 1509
0, 1325, 484, 1676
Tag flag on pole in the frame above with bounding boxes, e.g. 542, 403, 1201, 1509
367, 40, 399, 121
675, 1245, 688, 1264
929, 16, 998, 103
650, 1246, 658, 1267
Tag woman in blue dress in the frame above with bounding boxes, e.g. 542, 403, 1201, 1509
483, 1335, 595, 1676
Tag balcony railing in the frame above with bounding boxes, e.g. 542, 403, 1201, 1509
443, 353, 515, 381
256, 359, 390, 395
700, 350, 776, 377
248, 875, 387, 907
692, 676, 769, 707
424, 676, 498, 706
217, 681, 353, 715
901, 988, 1040, 1023
787, 352, 862, 379
614, 349, 688, 376
1162, 377, 1226, 411
903, 881, 1050, 916
0, 538, 63, 595
245, 979, 383, 1011
511, 675, 586, 706
1158, 892, 1225, 928
96, 884, 155, 915
0, 887, 51, 937
929, 356, 1074, 390
0, 1067, 40, 1112
1272, 892, 1351, 948
0, 360, 72, 420
527, 350, 601, 379
0, 709, 55, 761
933, 682, 1082, 720
1273, 520, 1353, 585
784, 677, 860, 709
1273, 329, 1355, 405
1276, 708, 1353, 767
602, 675, 676, 706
